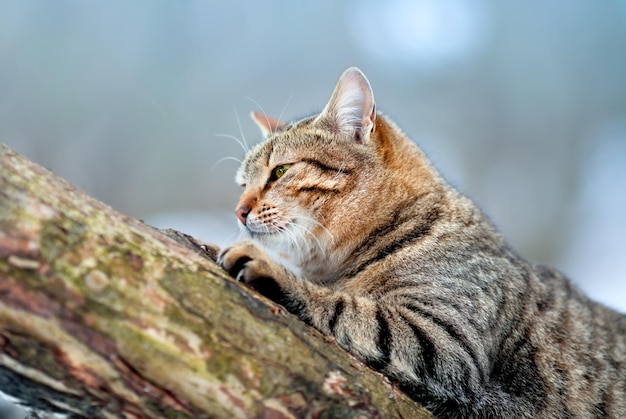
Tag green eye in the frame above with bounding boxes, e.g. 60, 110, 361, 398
272, 164, 291, 180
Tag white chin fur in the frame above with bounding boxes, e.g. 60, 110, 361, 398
253, 223, 323, 267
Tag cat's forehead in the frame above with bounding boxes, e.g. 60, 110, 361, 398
240, 124, 316, 162
269, 127, 325, 160
236, 118, 361, 186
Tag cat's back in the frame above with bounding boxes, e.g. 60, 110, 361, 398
341, 177, 626, 416
234, 67, 626, 416
526, 263, 626, 416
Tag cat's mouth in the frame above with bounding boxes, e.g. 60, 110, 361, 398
243, 221, 284, 236
243, 224, 284, 244
246, 229, 292, 257
244, 221, 304, 249
247, 229, 276, 238
242, 215, 323, 254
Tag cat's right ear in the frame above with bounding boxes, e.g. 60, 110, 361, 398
250, 111, 286, 137
316, 67, 376, 143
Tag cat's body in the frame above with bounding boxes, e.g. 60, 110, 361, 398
218, 68, 626, 417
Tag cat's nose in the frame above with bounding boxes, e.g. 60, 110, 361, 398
235, 205, 251, 225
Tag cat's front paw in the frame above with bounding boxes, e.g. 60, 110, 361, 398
218, 241, 287, 303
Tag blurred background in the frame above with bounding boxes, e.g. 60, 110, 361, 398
1, 0, 625, 415
2, 1, 625, 307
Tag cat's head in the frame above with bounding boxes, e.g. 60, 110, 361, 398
233, 67, 434, 281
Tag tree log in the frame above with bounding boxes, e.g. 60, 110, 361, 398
0, 144, 431, 418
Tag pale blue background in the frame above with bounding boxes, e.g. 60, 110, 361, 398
2, 1, 626, 416
2, 2, 625, 306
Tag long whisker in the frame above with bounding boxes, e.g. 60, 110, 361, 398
247, 96, 276, 136
287, 216, 326, 256
290, 214, 334, 242
247, 96, 271, 124
331, 162, 347, 182
232, 105, 250, 152
279, 213, 309, 259
280, 222, 305, 261
226, 228, 243, 243
212, 229, 243, 250
277, 94, 293, 126
299, 225, 325, 255
215, 133, 248, 155
211, 156, 243, 171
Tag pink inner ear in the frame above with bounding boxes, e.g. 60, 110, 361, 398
315, 67, 376, 142
251, 111, 286, 135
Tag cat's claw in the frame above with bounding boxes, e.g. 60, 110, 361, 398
218, 240, 264, 281
218, 241, 287, 303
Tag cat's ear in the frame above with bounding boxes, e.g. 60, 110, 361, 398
250, 111, 285, 137
317, 67, 376, 143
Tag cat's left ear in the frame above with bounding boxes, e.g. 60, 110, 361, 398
317, 67, 376, 143
250, 111, 286, 137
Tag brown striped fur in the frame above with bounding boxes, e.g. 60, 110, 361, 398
218, 68, 626, 417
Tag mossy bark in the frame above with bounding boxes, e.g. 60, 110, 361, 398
0, 144, 432, 418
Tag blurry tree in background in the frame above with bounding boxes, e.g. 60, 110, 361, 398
1, 0, 625, 313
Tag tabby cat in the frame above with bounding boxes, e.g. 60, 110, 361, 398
217, 67, 626, 417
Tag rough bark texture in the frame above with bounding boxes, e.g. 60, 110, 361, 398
0, 144, 432, 418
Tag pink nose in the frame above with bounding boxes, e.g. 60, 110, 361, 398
235, 205, 251, 225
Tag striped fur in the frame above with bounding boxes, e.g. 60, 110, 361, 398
218, 68, 626, 418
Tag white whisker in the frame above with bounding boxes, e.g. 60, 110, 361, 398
215, 133, 248, 155
332, 162, 347, 181
280, 222, 305, 261
290, 214, 334, 243
224, 228, 243, 245
247, 96, 269, 119
232, 105, 250, 152
277, 94, 294, 126
283, 217, 308, 258
211, 156, 243, 171
298, 224, 325, 256
247, 96, 277, 134
281, 213, 328, 259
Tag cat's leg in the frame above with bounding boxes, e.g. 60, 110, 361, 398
218, 240, 296, 305
218, 240, 401, 368
218, 240, 528, 417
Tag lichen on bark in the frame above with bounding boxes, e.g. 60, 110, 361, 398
0, 144, 432, 418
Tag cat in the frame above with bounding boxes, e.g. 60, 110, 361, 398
217, 67, 626, 418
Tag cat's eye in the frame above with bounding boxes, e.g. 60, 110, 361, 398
272, 164, 291, 180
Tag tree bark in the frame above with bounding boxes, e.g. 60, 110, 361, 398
0, 144, 431, 418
